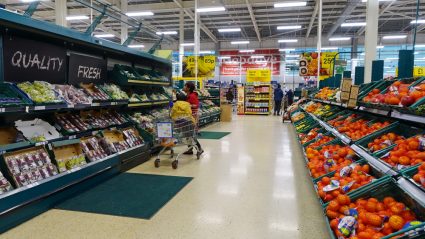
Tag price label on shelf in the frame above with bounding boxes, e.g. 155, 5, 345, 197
0, 108, 5, 113
69, 135, 77, 140
34, 106, 46, 111
111, 102, 118, 105
91, 103, 100, 107
91, 131, 98, 136
27, 182, 39, 188
35, 141, 48, 146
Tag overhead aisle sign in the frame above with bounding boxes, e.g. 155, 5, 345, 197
246, 69, 271, 82
298, 52, 338, 80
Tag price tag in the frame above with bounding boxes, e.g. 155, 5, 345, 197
27, 182, 39, 188
34, 106, 46, 111
35, 141, 48, 146
25, 106, 29, 113
0, 108, 5, 113
91, 103, 100, 107
67, 104, 74, 108
0, 150, 6, 155
70, 167, 81, 173
91, 131, 98, 136
48, 144, 52, 150
111, 102, 117, 105
69, 135, 77, 139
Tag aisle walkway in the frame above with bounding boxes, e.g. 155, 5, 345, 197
2, 116, 330, 239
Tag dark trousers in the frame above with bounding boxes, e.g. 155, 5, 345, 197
274, 100, 282, 114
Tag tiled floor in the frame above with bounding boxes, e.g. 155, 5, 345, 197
2, 115, 330, 239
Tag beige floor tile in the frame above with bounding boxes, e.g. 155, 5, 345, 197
1, 116, 330, 239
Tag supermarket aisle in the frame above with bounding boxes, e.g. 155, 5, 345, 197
2, 116, 329, 239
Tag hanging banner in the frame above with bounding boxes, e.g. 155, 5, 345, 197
219, 49, 280, 76
3, 36, 67, 84
182, 55, 216, 77
298, 52, 338, 80
246, 69, 271, 82
395, 66, 425, 77
68, 53, 107, 84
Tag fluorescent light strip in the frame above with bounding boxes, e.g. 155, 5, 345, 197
126, 11, 154, 17
411, 20, 425, 24
386, 58, 399, 60
416, 45, 425, 48
66, 15, 89, 20
94, 34, 115, 38
196, 7, 225, 13
218, 28, 241, 32
341, 22, 366, 27
321, 47, 338, 50
239, 49, 255, 53
362, 0, 393, 2
181, 43, 195, 46
251, 55, 264, 59
156, 31, 177, 35
277, 25, 302, 30
329, 37, 351, 41
286, 54, 299, 57
231, 41, 249, 44
128, 44, 145, 48
279, 48, 296, 51
219, 56, 231, 59
377, 45, 384, 49
278, 39, 298, 43
274, 2, 307, 8
383, 35, 407, 39
199, 50, 214, 54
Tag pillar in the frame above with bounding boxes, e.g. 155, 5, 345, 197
121, 0, 128, 44
363, 0, 379, 83
178, 10, 184, 77
55, 0, 67, 27
194, 0, 200, 80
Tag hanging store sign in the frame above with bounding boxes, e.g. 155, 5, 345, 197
219, 49, 280, 76
68, 53, 107, 84
298, 52, 338, 80
246, 69, 271, 82
182, 55, 216, 77
3, 36, 67, 84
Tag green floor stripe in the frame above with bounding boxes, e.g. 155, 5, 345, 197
56, 173, 193, 219
198, 131, 231, 139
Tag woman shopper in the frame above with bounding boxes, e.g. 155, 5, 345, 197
273, 84, 284, 115
287, 89, 294, 106
183, 82, 204, 155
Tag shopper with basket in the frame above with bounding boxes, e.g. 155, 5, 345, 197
183, 82, 204, 155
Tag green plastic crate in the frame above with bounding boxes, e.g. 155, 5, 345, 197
355, 122, 424, 156
314, 159, 391, 207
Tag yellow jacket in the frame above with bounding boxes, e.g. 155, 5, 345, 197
171, 101, 195, 123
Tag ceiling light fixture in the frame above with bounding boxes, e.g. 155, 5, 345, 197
128, 44, 145, 48
239, 49, 255, 53
386, 57, 399, 60
279, 48, 296, 51
383, 35, 407, 39
199, 50, 214, 54
251, 55, 265, 59
411, 20, 425, 24
377, 45, 384, 49
277, 25, 302, 30
341, 22, 366, 27
66, 15, 89, 20
196, 7, 225, 13
278, 39, 298, 43
321, 47, 338, 50
218, 28, 241, 32
329, 37, 351, 41
286, 54, 299, 57
231, 41, 249, 44
274, 2, 307, 8
94, 34, 115, 38
126, 11, 154, 17
181, 43, 195, 46
156, 31, 177, 35
219, 56, 231, 59
415, 45, 425, 48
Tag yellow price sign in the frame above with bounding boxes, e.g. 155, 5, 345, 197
183, 55, 216, 77
395, 67, 425, 77
246, 69, 271, 82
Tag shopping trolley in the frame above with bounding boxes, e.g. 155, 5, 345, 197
154, 116, 201, 169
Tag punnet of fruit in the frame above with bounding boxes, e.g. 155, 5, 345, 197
412, 163, 425, 189
367, 132, 405, 153
306, 144, 358, 179
305, 134, 335, 149
380, 135, 425, 170
316, 162, 376, 203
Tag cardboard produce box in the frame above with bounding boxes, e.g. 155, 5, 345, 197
51, 141, 86, 173
221, 103, 232, 122
341, 78, 353, 92
350, 85, 360, 99
340, 91, 350, 102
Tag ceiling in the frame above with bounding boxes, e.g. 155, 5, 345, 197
3, 0, 425, 47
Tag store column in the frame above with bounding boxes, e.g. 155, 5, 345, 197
55, 0, 67, 27
179, 10, 184, 77
121, 0, 128, 44
363, 0, 379, 83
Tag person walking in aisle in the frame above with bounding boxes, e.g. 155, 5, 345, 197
183, 82, 204, 155
226, 87, 234, 104
273, 84, 284, 115
287, 89, 294, 106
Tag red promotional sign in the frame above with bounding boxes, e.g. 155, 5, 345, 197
219, 49, 280, 76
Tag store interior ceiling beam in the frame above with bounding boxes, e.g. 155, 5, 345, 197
386, 10, 416, 20
306, 0, 319, 39
23, 1, 40, 17
356, 1, 395, 36
172, 0, 218, 43
245, 0, 261, 42
326, 0, 361, 38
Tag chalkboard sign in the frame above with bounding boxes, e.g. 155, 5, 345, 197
68, 53, 107, 84
3, 36, 67, 84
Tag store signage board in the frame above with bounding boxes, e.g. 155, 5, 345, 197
3, 36, 67, 84
246, 69, 271, 82
182, 55, 216, 77
68, 53, 107, 84
219, 49, 280, 76
298, 52, 338, 80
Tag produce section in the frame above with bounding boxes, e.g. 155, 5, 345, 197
290, 90, 425, 238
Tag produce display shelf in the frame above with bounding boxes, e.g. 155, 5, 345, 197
127, 80, 171, 86
128, 100, 169, 108
246, 99, 269, 101
391, 110, 425, 125
199, 97, 220, 101
397, 177, 425, 208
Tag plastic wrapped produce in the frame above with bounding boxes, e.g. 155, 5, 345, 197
54, 85, 92, 105
17, 81, 62, 103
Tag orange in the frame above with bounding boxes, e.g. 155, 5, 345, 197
399, 156, 411, 165
372, 233, 385, 239
383, 197, 396, 206
408, 141, 419, 150
366, 201, 377, 212
330, 218, 339, 230
389, 215, 405, 230
358, 231, 373, 239
328, 200, 340, 212
337, 194, 351, 205
401, 210, 416, 221
326, 209, 339, 219
366, 213, 383, 227
322, 176, 331, 185
390, 205, 403, 215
